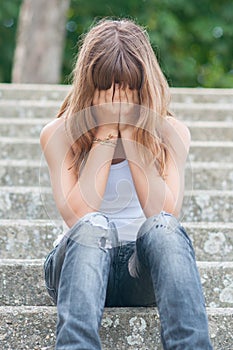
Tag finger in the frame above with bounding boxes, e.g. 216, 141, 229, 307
92, 89, 99, 105
120, 87, 128, 103
99, 90, 106, 104
113, 84, 120, 103
132, 89, 139, 104
125, 86, 134, 104
105, 84, 114, 103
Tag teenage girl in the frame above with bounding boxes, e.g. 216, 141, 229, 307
40, 18, 213, 350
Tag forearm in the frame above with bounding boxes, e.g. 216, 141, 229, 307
65, 128, 118, 226
78, 128, 117, 209
120, 132, 178, 218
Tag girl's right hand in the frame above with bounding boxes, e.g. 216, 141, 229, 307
92, 85, 120, 132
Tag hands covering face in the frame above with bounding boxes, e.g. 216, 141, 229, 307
92, 84, 140, 133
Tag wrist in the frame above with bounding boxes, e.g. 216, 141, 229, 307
93, 130, 118, 148
95, 127, 119, 139
120, 127, 135, 139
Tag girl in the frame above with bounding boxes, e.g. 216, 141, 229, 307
40, 18, 213, 350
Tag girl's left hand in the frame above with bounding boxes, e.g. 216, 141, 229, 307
119, 86, 140, 135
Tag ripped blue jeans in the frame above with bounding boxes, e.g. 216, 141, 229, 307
44, 211, 213, 350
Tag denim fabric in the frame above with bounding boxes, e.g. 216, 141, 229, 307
44, 211, 213, 350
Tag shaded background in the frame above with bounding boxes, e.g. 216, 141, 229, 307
0, 0, 233, 87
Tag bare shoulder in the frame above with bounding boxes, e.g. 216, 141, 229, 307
40, 117, 68, 151
164, 116, 191, 153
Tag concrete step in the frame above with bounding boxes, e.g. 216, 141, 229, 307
0, 83, 232, 349
1, 138, 233, 163
172, 102, 233, 121
1, 160, 233, 190
1, 118, 233, 141
188, 162, 233, 191
0, 259, 233, 308
0, 186, 59, 220
0, 220, 62, 259
171, 87, 233, 104
0, 83, 71, 101
188, 141, 233, 163
0, 187, 232, 222
186, 222, 233, 262
1, 83, 233, 103
0, 220, 232, 261
186, 121, 233, 141
0, 100, 60, 119
0, 100, 233, 121
0, 118, 49, 138
0, 306, 232, 350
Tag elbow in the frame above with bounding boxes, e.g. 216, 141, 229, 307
56, 199, 80, 228
57, 200, 97, 229
162, 206, 179, 219
158, 187, 182, 219
164, 195, 183, 219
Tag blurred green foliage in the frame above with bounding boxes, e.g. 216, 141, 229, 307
0, 1, 22, 83
0, 0, 232, 87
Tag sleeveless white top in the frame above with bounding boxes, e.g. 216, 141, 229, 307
54, 159, 146, 247
99, 159, 146, 241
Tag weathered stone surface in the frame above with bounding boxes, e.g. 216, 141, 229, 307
64, 139, 233, 164
1, 220, 233, 261
0, 260, 51, 306
180, 190, 233, 223
0, 100, 233, 121
0, 84, 233, 350
0, 118, 49, 138
1, 138, 233, 162
183, 222, 233, 262
0, 306, 232, 350
186, 162, 233, 191
0, 137, 42, 160
1, 118, 233, 141
198, 262, 233, 308
1, 83, 233, 103
0, 83, 71, 101
0, 187, 59, 220
187, 121, 233, 141
0, 100, 60, 119
189, 141, 233, 163
1, 160, 233, 190
0, 220, 62, 259
0, 160, 45, 187
172, 102, 233, 121
170, 87, 233, 103
0, 259, 233, 307
1, 187, 232, 222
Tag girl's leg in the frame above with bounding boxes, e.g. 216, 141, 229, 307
44, 212, 118, 350
134, 211, 213, 350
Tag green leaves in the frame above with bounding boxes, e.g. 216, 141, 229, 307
1, 0, 232, 87
0, 0, 22, 82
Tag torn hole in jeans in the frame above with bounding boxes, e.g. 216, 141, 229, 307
128, 252, 140, 278
98, 236, 112, 250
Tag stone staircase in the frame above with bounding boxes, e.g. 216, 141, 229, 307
0, 83, 233, 349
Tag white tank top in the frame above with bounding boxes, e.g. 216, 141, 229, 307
99, 159, 146, 241
54, 159, 146, 247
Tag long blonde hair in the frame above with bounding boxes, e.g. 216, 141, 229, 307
57, 18, 173, 178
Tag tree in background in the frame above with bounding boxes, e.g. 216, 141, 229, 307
0, 0, 232, 87
12, 0, 70, 83
0, 1, 22, 83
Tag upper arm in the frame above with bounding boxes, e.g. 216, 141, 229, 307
40, 118, 79, 224
163, 117, 191, 216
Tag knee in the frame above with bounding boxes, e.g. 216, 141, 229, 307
137, 211, 192, 252
67, 212, 118, 249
